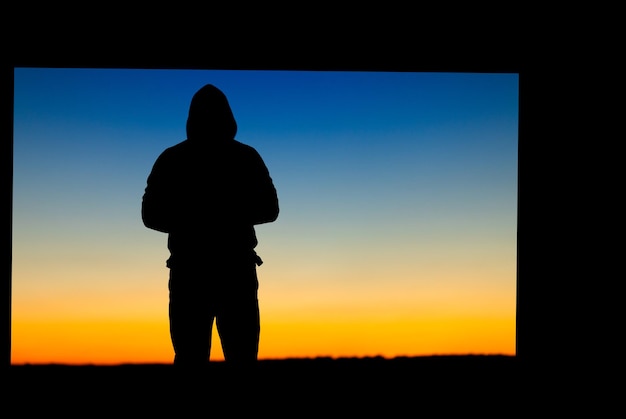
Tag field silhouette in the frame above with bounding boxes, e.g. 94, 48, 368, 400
6, 355, 520, 415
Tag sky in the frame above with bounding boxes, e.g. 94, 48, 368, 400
11, 68, 519, 365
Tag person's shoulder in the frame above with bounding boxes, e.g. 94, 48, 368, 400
232, 139, 260, 155
168, 139, 191, 150
159, 139, 191, 156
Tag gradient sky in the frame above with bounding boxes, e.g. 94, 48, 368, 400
11, 68, 519, 365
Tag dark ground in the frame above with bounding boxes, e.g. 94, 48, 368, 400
4, 355, 535, 415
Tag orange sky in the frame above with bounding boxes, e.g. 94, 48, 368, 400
11, 260, 516, 365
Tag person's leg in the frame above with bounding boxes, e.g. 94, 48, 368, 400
216, 262, 260, 367
216, 291, 260, 365
168, 268, 214, 368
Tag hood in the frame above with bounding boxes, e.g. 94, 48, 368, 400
186, 84, 237, 142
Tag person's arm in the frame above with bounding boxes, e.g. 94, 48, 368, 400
141, 152, 175, 233
249, 150, 279, 226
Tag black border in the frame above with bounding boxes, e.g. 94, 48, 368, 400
4, 15, 553, 372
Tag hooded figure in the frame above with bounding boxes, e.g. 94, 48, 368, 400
142, 84, 279, 263
186, 83, 238, 142
142, 84, 279, 368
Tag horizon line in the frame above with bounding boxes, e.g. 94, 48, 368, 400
10, 353, 515, 367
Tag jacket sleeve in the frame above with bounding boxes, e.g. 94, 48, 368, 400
249, 150, 279, 225
141, 152, 175, 233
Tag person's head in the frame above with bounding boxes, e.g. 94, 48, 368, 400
186, 84, 237, 142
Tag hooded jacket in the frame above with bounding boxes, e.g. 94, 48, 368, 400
141, 84, 279, 266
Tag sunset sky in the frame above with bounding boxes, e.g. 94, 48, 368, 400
11, 68, 518, 365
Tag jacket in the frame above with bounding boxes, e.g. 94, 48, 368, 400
141, 84, 279, 266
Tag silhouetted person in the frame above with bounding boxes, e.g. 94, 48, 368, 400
142, 84, 279, 372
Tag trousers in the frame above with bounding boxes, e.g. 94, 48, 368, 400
167, 259, 260, 368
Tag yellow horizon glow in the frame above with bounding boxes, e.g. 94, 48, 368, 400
11, 268, 515, 365
11, 213, 516, 366
11, 314, 515, 365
